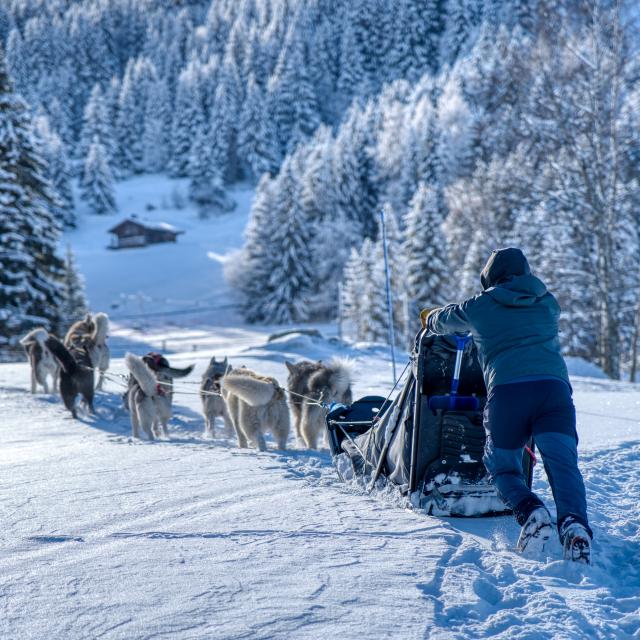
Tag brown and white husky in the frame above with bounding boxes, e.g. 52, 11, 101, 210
285, 359, 352, 449
65, 312, 110, 390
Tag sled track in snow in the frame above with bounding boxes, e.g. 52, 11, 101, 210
272, 442, 640, 640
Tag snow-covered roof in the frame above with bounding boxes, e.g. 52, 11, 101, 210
108, 217, 184, 235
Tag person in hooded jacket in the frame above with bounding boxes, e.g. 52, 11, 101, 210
423, 247, 592, 563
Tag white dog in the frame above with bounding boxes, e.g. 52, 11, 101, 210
221, 368, 290, 451
91, 313, 110, 391
124, 353, 171, 440
20, 328, 59, 394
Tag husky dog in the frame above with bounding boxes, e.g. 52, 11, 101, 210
285, 359, 353, 449
20, 328, 59, 394
200, 356, 234, 438
64, 314, 93, 345
91, 313, 110, 391
285, 360, 324, 443
141, 352, 194, 403
124, 353, 171, 439
64, 313, 98, 368
65, 312, 111, 390
123, 352, 194, 436
221, 368, 290, 451
45, 335, 95, 418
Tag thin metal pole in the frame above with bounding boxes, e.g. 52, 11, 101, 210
337, 282, 343, 341
380, 209, 397, 382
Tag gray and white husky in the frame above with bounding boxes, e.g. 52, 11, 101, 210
285, 359, 353, 449
124, 353, 172, 440
65, 312, 110, 390
200, 356, 234, 438
20, 328, 59, 394
221, 367, 290, 451
123, 352, 194, 438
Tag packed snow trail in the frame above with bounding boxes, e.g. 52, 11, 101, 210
0, 381, 451, 639
1, 346, 639, 639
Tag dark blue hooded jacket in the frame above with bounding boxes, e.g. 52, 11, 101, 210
426, 248, 569, 394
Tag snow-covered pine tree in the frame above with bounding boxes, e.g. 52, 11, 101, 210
340, 245, 368, 341
267, 30, 321, 159
5, 28, 28, 95
169, 61, 205, 178
59, 244, 89, 329
336, 17, 368, 112
33, 113, 75, 228
251, 91, 282, 178
441, 0, 477, 66
405, 0, 445, 77
399, 89, 443, 208
104, 75, 121, 144
0, 46, 64, 338
142, 77, 170, 172
261, 155, 315, 324
404, 183, 449, 315
308, 12, 341, 122
79, 83, 114, 168
310, 209, 361, 320
298, 125, 335, 224
372, 83, 414, 214
0, 165, 31, 341
331, 103, 379, 239
114, 59, 140, 176
360, 237, 387, 343
237, 73, 263, 181
529, 199, 597, 362
340, 239, 377, 342
115, 57, 157, 175
81, 137, 116, 215
188, 123, 235, 218
210, 55, 241, 182
238, 174, 280, 323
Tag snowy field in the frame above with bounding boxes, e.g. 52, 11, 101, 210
1, 176, 639, 639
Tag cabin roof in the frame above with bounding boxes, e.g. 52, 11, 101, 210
108, 217, 184, 235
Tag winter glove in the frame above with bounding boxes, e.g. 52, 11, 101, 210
420, 307, 441, 329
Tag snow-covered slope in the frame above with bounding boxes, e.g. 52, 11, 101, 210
0, 339, 639, 639
1, 176, 639, 638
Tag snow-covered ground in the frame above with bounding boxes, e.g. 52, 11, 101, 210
1, 176, 639, 639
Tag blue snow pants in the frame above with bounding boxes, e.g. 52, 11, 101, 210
482, 379, 591, 535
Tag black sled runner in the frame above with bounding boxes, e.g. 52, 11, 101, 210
326, 330, 535, 517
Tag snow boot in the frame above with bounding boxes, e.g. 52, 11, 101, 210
560, 520, 592, 565
517, 507, 553, 554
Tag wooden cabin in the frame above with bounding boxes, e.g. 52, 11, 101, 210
108, 216, 184, 249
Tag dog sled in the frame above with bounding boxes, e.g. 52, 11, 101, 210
326, 330, 535, 517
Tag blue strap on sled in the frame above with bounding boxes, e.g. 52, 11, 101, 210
428, 334, 480, 412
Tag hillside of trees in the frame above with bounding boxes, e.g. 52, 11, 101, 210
2, 0, 639, 377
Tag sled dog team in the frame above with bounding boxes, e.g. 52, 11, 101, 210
21, 317, 352, 450
125, 353, 352, 450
